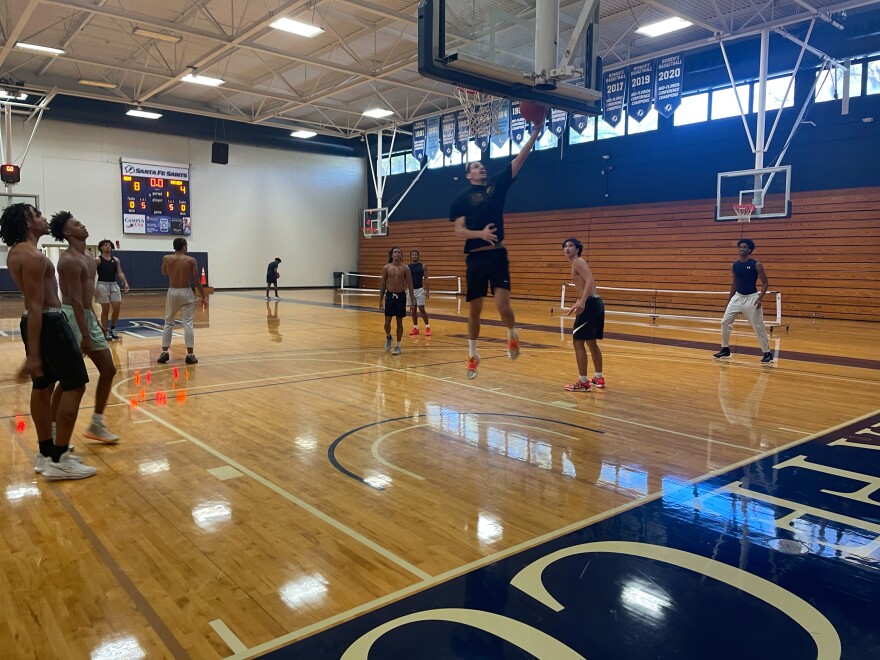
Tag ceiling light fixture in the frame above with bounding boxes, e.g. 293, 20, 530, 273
0, 90, 28, 101
290, 130, 317, 138
362, 108, 394, 119
635, 17, 693, 37
270, 17, 325, 38
133, 27, 183, 43
126, 107, 163, 119
15, 42, 65, 56
182, 73, 225, 87
78, 79, 117, 89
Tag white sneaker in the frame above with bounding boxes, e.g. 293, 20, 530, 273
35, 450, 83, 473
392, 345, 401, 355
42, 452, 97, 481
84, 421, 120, 444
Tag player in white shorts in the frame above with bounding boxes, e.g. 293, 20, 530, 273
95, 239, 129, 340
407, 250, 431, 336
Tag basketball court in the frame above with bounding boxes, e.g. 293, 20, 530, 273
1, 0, 880, 658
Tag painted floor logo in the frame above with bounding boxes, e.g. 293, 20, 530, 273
266, 412, 880, 659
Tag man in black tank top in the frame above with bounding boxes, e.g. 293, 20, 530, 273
407, 250, 431, 336
713, 238, 773, 363
96, 240, 129, 340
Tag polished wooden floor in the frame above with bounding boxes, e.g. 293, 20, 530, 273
1, 289, 878, 658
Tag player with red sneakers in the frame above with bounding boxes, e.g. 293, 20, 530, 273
407, 249, 431, 337
450, 106, 546, 379
563, 238, 605, 392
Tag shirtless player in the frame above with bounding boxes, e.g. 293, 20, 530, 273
157, 238, 208, 364
379, 246, 415, 356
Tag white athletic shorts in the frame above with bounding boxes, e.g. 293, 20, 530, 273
407, 288, 427, 307
95, 281, 122, 304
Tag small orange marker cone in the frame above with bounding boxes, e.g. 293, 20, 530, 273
173, 366, 179, 381
130, 398, 138, 408
200, 267, 207, 286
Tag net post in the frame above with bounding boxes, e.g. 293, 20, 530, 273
560, 284, 566, 310
456, 275, 461, 295
775, 291, 782, 327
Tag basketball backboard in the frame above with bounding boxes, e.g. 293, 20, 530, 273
716, 166, 792, 222
361, 208, 388, 238
418, 0, 602, 114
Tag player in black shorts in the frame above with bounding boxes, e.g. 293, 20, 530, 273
1, 203, 96, 480
563, 238, 605, 392
450, 106, 547, 379
379, 247, 415, 355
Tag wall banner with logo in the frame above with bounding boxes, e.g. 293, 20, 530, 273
656, 54, 684, 118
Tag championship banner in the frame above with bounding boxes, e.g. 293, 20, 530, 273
426, 116, 440, 160
411, 120, 426, 162
602, 69, 627, 127
656, 54, 684, 118
441, 113, 456, 157
455, 111, 470, 154
474, 126, 490, 152
628, 61, 655, 122
510, 101, 526, 145
549, 108, 567, 137
569, 112, 590, 135
490, 100, 510, 148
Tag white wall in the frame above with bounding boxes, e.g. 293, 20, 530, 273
4, 118, 366, 288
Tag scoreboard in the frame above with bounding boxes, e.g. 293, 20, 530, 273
121, 160, 191, 235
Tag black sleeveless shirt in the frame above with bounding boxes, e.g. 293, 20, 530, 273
733, 258, 759, 295
97, 256, 118, 282
409, 262, 424, 289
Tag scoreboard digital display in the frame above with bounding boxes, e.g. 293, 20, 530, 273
121, 160, 191, 235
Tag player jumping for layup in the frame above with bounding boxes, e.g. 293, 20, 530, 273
450, 106, 546, 379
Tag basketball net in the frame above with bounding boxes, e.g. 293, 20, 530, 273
733, 203, 755, 223
455, 87, 505, 137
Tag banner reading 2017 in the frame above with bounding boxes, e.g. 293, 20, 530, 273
602, 69, 627, 127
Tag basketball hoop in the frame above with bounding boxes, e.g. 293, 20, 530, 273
455, 87, 505, 137
733, 203, 755, 223
363, 228, 377, 239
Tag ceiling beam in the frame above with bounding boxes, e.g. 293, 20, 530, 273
0, 0, 42, 70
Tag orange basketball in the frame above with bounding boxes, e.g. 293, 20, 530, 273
519, 101, 547, 124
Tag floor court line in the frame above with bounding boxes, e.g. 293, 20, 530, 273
109, 377, 432, 582
209, 619, 247, 654
229, 407, 880, 659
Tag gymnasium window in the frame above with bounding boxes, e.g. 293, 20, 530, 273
426, 150, 445, 169
815, 63, 863, 102
869, 60, 880, 95
568, 116, 596, 144
390, 154, 406, 175
466, 140, 482, 163
597, 116, 625, 139
760, 75, 795, 111
535, 128, 559, 150
490, 139, 510, 158
446, 150, 464, 166
380, 156, 391, 176
627, 108, 658, 135
711, 84, 751, 120
510, 139, 523, 156
673, 92, 709, 126
405, 153, 421, 173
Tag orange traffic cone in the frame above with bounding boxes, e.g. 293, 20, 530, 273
200, 267, 207, 286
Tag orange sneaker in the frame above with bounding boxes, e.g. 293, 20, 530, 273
466, 356, 480, 380
590, 376, 606, 389
409, 327, 420, 336
564, 380, 591, 392
507, 336, 520, 360
425, 327, 432, 337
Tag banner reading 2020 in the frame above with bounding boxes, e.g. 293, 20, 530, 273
656, 54, 684, 118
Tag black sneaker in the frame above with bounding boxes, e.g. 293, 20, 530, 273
761, 352, 774, 363
110, 329, 120, 340
185, 354, 199, 364
157, 351, 170, 364
713, 348, 731, 359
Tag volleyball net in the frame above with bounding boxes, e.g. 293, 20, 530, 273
560, 285, 783, 327
339, 273, 462, 296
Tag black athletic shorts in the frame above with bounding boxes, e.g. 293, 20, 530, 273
572, 296, 605, 341
20, 311, 89, 391
384, 291, 407, 318
465, 248, 510, 302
